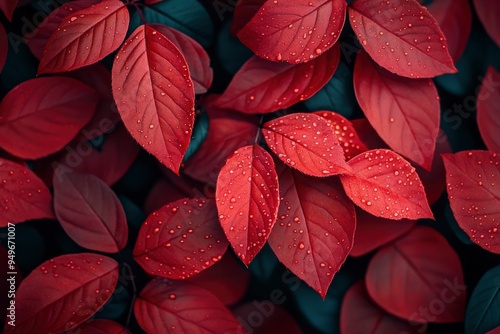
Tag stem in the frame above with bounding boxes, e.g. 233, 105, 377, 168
122, 262, 137, 329
130, 2, 147, 25
254, 115, 265, 144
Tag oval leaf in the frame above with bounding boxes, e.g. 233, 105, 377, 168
0, 77, 98, 159
353, 50, 440, 170
38, 0, 130, 74
366, 226, 466, 323
112, 24, 195, 174
237, 0, 346, 64
348, 0, 456, 78
216, 144, 280, 265
477, 67, 500, 153
53, 170, 128, 253
133, 198, 229, 279
75, 319, 131, 334
473, 0, 500, 47
215, 45, 340, 114
340, 149, 434, 220
134, 278, 242, 334
0, 158, 54, 227
4, 253, 118, 333
263, 113, 351, 177
443, 150, 500, 254
268, 162, 355, 298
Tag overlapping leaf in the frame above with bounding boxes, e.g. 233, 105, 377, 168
473, 0, 500, 47
0, 0, 17, 21
230, 0, 265, 36
477, 67, 500, 153
237, 0, 346, 63
349, 0, 456, 78
0, 23, 7, 72
216, 144, 280, 265
112, 24, 195, 174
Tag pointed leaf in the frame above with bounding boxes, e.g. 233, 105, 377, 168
112, 24, 195, 174
0, 0, 17, 21
348, 0, 456, 78
53, 170, 128, 253
477, 67, 500, 153
442, 151, 500, 254
473, 0, 500, 47
0, 77, 99, 160
134, 278, 243, 334
262, 113, 351, 177
366, 226, 466, 323
340, 149, 433, 220
149, 24, 213, 94
0, 23, 7, 73
4, 253, 118, 334
268, 162, 355, 298
75, 319, 131, 334
216, 144, 280, 265
215, 45, 340, 114
354, 50, 440, 170
237, 0, 346, 64
133, 198, 229, 279
0, 158, 54, 227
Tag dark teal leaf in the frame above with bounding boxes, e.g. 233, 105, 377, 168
130, 0, 214, 47
215, 20, 253, 75
96, 282, 131, 320
465, 265, 500, 334
304, 61, 355, 118
183, 109, 209, 163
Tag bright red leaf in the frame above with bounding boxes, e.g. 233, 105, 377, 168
477, 67, 500, 153
443, 151, 500, 254
340, 149, 433, 220
473, 0, 500, 47
341, 281, 424, 334
38, 0, 129, 74
134, 198, 228, 279
268, 162, 355, 298
0, 23, 7, 72
216, 144, 280, 266
0, 0, 17, 21
262, 113, 351, 177
5, 253, 119, 334
313, 111, 368, 161
348, 0, 456, 78
214, 45, 340, 114
0, 77, 98, 160
366, 226, 466, 323
230, 0, 265, 36
112, 24, 195, 174
75, 319, 131, 334
426, 0, 471, 62
26, 0, 99, 59
349, 208, 415, 257
134, 278, 243, 334
354, 50, 440, 170
0, 158, 54, 227
53, 170, 128, 253
237, 0, 346, 64
149, 24, 213, 94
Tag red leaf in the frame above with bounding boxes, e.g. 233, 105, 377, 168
340, 149, 433, 220
351, 118, 387, 151
0, 77, 99, 160
268, 162, 355, 298
232, 303, 302, 334
230, 0, 265, 36
488, 327, 500, 334
112, 24, 195, 174
133, 198, 228, 279
426, 0, 472, 62
216, 144, 280, 266
313, 111, 368, 161
5, 253, 119, 334
262, 113, 351, 177
0, 158, 54, 227
0, 0, 17, 21
237, 0, 346, 64
38, 0, 130, 74
134, 278, 243, 334
0, 23, 7, 73
149, 24, 213, 94
353, 50, 440, 170
144, 175, 196, 215
349, 208, 415, 257
341, 281, 424, 334
474, 0, 500, 47
443, 150, 500, 254
214, 45, 340, 114
477, 67, 500, 153
26, 0, 99, 59
75, 319, 131, 334
184, 96, 259, 185
53, 170, 128, 253
348, 0, 456, 78
366, 226, 466, 323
